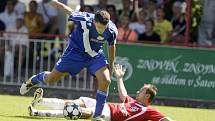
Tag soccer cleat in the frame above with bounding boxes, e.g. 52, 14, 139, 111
20, 75, 36, 95
28, 105, 39, 116
32, 88, 43, 107
91, 116, 105, 121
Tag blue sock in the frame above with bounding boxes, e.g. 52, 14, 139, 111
93, 90, 107, 118
31, 72, 46, 85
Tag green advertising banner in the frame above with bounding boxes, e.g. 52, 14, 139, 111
108, 43, 215, 101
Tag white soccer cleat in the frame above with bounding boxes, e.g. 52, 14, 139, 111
20, 75, 36, 95
32, 88, 43, 107
28, 105, 39, 116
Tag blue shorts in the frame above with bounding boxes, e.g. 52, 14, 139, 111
55, 48, 108, 76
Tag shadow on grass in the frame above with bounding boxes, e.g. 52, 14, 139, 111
0, 115, 62, 120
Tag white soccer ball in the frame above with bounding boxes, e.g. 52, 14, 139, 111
63, 102, 82, 120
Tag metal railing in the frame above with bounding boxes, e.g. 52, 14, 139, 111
0, 36, 95, 91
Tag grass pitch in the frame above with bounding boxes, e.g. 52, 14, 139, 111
0, 95, 214, 121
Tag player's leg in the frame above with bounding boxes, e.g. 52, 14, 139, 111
30, 88, 66, 110
20, 69, 66, 95
79, 97, 111, 121
28, 105, 92, 119
34, 97, 88, 110
31, 88, 89, 110
29, 96, 93, 119
20, 48, 84, 95
87, 53, 111, 120
28, 105, 64, 117
94, 66, 111, 118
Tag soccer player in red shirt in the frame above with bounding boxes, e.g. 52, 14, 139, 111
28, 64, 175, 121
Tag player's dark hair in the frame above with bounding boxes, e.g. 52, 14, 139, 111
145, 84, 158, 102
94, 10, 110, 25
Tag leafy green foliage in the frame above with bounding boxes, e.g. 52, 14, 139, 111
191, 0, 203, 32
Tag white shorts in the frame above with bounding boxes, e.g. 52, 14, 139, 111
79, 97, 111, 121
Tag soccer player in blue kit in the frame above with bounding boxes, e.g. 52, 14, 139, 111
20, 0, 118, 121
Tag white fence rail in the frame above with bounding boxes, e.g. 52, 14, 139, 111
0, 36, 95, 91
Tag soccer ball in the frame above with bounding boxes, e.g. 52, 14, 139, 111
63, 102, 82, 120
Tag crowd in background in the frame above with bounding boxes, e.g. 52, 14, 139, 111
0, 0, 187, 45
0, 0, 59, 39
82, 0, 186, 44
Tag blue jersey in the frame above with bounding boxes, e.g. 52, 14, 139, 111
67, 11, 118, 57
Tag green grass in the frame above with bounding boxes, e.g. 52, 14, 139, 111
0, 95, 214, 121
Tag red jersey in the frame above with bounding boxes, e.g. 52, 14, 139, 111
108, 96, 165, 121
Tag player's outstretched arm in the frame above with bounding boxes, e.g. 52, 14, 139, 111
114, 64, 127, 101
51, 0, 73, 15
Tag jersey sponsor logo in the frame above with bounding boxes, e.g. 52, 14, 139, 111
124, 103, 147, 121
130, 106, 139, 112
90, 38, 105, 43
97, 36, 104, 40
90, 35, 105, 43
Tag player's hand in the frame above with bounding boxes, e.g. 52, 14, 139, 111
114, 64, 126, 79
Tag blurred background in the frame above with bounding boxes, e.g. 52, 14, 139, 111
0, 0, 215, 109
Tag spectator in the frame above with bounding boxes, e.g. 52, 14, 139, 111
154, 7, 172, 43
4, 16, 29, 47
84, 5, 94, 13
0, 0, 17, 28
129, 0, 146, 37
144, 0, 157, 20
24, 0, 44, 38
198, 0, 215, 46
117, 15, 138, 42
129, 10, 146, 36
93, 0, 108, 11
118, 0, 134, 20
13, 0, 26, 16
138, 19, 160, 42
4, 16, 29, 78
170, 1, 186, 42
162, 0, 174, 20
107, 5, 118, 25
37, 0, 58, 34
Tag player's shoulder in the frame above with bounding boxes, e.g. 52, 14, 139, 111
85, 12, 94, 22
86, 12, 95, 19
107, 20, 118, 35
